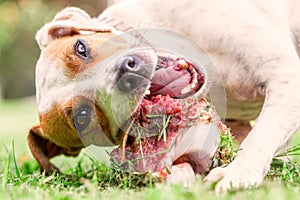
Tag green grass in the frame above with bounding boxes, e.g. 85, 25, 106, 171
1, 98, 300, 199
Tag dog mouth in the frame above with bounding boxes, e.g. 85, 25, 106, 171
148, 56, 205, 98
109, 55, 222, 173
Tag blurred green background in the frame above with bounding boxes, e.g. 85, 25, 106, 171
0, 0, 108, 99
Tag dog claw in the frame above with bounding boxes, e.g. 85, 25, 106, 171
41, 163, 61, 175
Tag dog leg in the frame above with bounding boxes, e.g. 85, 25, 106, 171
204, 30, 300, 192
207, 70, 300, 192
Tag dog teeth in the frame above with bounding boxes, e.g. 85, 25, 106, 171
145, 89, 151, 95
178, 59, 189, 69
181, 82, 197, 95
181, 65, 198, 95
181, 86, 192, 94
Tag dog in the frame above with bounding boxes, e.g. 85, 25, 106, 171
28, 0, 300, 192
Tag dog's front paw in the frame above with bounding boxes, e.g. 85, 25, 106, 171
204, 161, 264, 193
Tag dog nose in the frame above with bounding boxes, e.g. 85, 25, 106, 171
117, 56, 149, 92
119, 56, 141, 74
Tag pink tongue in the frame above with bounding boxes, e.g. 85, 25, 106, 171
149, 68, 191, 98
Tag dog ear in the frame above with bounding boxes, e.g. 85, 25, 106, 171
27, 125, 82, 173
28, 125, 82, 173
35, 7, 113, 49
27, 125, 63, 173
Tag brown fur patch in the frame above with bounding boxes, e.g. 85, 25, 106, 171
39, 95, 115, 148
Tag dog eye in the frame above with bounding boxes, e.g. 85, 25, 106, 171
74, 40, 89, 58
73, 106, 91, 132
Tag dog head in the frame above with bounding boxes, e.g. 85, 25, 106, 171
28, 7, 207, 172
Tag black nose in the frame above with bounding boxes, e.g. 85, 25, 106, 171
119, 56, 141, 74
117, 56, 149, 92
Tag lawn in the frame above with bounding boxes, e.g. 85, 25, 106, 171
0, 98, 300, 199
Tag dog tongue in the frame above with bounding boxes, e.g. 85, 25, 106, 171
148, 56, 203, 98
149, 68, 191, 98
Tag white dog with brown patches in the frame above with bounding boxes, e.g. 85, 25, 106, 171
29, 0, 300, 192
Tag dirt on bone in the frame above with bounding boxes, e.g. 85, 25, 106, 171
110, 95, 223, 172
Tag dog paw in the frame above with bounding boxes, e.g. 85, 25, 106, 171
204, 162, 264, 193
164, 162, 195, 187
41, 163, 61, 175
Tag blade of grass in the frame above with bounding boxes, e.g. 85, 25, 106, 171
157, 115, 171, 142
11, 141, 21, 178
276, 144, 300, 157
